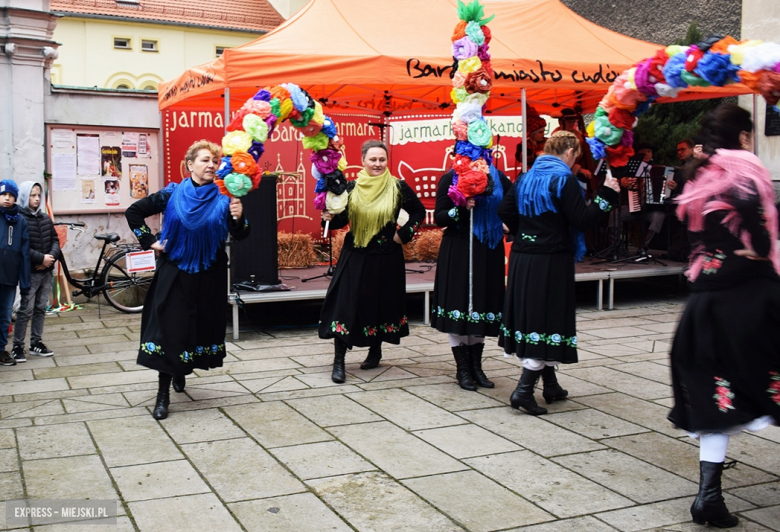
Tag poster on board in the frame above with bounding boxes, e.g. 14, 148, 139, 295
81, 179, 96, 204
77, 134, 100, 175
101, 147, 122, 180
129, 165, 148, 198
104, 179, 120, 206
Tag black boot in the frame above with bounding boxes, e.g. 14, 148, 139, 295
690, 461, 739, 528
541, 365, 568, 404
152, 373, 172, 420
510, 368, 547, 415
360, 341, 382, 370
172, 375, 186, 393
451, 344, 476, 391
469, 343, 494, 388
332, 340, 347, 384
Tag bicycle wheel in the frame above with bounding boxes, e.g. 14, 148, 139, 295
99, 250, 154, 313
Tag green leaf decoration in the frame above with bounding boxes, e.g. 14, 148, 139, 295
457, 0, 494, 26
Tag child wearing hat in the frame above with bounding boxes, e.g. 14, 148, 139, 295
12, 181, 59, 361
0, 179, 31, 366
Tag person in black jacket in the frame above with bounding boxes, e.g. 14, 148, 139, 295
0, 179, 30, 366
12, 181, 60, 361
498, 132, 620, 415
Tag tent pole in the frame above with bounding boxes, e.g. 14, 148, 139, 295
224, 87, 230, 134
752, 93, 758, 156
521, 88, 528, 174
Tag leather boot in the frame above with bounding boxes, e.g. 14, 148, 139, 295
360, 341, 382, 370
451, 344, 476, 391
152, 373, 172, 420
332, 340, 347, 384
541, 365, 568, 404
172, 375, 186, 393
510, 368, 547, 415
690, 461, 739, 528
469, 343, 494, 388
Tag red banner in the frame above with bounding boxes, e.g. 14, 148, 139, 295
162, 109, 380, 240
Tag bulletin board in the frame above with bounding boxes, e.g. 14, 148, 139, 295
46, 125, 161, 214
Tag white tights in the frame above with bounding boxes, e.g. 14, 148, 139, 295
699, 433, 730, 463
449, 335, 485, 348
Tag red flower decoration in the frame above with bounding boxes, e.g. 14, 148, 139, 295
453, 154, 472, 174
457, 169, 488, 197
608, 108, 636, 130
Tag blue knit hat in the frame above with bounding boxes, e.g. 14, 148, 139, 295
0, 179, 19, 199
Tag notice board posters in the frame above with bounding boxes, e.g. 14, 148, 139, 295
47, 126, 160, 214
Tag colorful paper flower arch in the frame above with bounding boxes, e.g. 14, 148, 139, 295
448, 0, 496, 206
218, 84, 349, 214
587, 36, 780, 167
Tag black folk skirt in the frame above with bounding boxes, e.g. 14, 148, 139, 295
431, 234, 505, 337
136, 254, 228, 376
318, 245, 409, 348
668, 276, 780, 433
499, 251, 579, 363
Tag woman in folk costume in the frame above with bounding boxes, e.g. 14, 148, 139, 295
668, 104, 780, 529
319, 140, 425, 383
126, 140, 249, 420
431, 163, 511, 390
498, 131, 620, 415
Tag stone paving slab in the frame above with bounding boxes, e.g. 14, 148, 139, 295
0, 298, 778, 531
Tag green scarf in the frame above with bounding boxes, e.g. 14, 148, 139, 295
349, 168, 400, 248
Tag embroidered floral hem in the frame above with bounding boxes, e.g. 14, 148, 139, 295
500, 324, 577, 347
141, 341, 225, 363
434, 306, 501, 324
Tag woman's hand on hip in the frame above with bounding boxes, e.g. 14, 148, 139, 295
150, 241, 165, 253
393, 232, 403, 245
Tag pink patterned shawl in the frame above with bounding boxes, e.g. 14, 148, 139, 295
675, 149, 780, 282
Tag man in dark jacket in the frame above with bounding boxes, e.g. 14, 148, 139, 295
0, 179, 30, 366
12, 182, 59, 361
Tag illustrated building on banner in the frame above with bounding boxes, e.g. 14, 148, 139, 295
276, 153, 311, 221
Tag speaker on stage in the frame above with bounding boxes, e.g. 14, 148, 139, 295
231, 175, 280, 285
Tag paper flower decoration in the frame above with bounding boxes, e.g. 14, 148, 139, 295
452, 71, 467, 88
222, 131, 253, 155
457, 169, 488, 197
243, 114, 269, 143
216, 157, 233, 178
467, 119, 492, 147
458, 102, 483, 123
586, 33, 780, 170
465, 21, 485, 45
253, 88, 271, 101
314, 192, 327, 210
311, 148, 341, 175
458, 56, 482, 74
453, 37, 478, 61
230, 152, 256, 176
326, 190, 348, 214
452, 121, 469, 140
302, 133, 329, 152
223, 173, 253, 197
248, 141, 264, 161
465, 68, 492, 94
453, 154, 472, 174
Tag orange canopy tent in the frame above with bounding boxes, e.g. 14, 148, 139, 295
158, 0, 750, 116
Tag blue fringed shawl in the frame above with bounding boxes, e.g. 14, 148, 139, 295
516, 155, 587, 261
161, 179, 230, 274
472, 165, 504, 249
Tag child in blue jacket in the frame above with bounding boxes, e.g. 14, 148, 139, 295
0, 180, 31, 366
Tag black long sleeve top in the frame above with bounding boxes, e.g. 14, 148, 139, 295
498, 172, 618, 255
125, 183, 250, 267
326, 179, 425, 254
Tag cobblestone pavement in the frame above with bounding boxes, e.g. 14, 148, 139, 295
1, 299, 779, 532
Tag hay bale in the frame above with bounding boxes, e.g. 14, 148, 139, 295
330, 229, 348, 262
277, 231, 318, 268
414, 229, 443, 261
402, 240, 416, 261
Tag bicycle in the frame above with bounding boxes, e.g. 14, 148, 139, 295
54, 222, 154, 313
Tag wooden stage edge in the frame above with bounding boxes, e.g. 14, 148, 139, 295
228, 257, 687, 340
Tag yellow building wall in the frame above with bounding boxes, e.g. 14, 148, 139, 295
52, 17, 261, 89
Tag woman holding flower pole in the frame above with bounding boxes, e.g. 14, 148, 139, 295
319, 140, 425, 383
498, 131, 619, 416
126, 140, 249, 420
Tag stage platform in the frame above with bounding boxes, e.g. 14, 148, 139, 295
228, 255, 687, 340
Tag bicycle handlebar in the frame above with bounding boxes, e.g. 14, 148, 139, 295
54, 222, 86, 227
